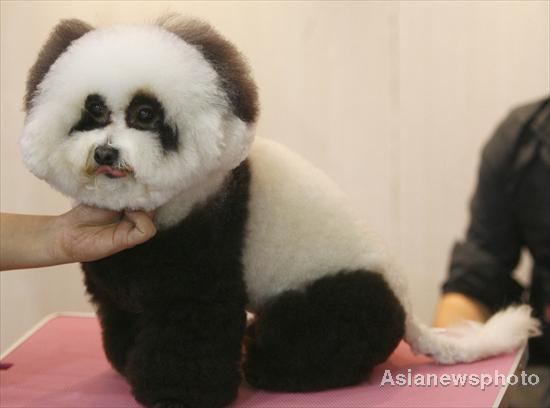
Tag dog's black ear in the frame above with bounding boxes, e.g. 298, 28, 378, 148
25, 19, 93, 111
158, 14, 259, 124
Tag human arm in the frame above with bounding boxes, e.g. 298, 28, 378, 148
0, 204, 156, 271
434, 106, 536, 326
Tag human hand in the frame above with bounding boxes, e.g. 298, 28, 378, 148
433, 293, 490, 327
51, 204, 157, 263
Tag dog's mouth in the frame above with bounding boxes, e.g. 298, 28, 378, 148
94, 165, 131, 179
84, 150, 135, 179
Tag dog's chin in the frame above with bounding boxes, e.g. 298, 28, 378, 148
72, 175, 169, 212
77, 194, 162, 212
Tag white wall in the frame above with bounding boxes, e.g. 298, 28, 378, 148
1, 0, 548, 354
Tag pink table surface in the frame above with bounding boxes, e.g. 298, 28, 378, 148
0, 315, 520, 408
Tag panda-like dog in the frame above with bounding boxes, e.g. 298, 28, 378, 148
20, 16, 539, 408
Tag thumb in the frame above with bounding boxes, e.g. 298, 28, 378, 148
123, 211, 157, 246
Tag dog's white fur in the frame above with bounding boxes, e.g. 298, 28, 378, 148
405, 305, 540, 363
21, 23, 540, 366
243, 138, 406, 309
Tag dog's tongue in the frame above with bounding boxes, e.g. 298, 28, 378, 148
95, 165, 127, 178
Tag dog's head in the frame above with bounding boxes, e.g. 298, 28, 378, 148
20, 16, 258, 210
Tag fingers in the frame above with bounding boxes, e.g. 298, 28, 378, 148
123, 211, 157, 247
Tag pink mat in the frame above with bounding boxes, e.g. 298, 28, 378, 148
0, 315, 519, 407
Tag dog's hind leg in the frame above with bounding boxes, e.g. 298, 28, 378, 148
243, 269, 405, 392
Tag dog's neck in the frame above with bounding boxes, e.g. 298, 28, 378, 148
154, 171, 229, 230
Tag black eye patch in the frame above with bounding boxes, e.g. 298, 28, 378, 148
126, 93, 179, 152
70, 94, 111, 133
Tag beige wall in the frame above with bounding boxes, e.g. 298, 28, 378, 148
1, 1, 548, 354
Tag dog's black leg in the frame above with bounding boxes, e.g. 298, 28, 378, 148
125, 303, 247, 408
243, 269, 406, 392
96, 302, 139, 375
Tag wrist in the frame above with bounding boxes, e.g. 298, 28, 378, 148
43, 214, 76, 265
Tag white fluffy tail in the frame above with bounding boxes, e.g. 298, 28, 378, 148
404, 305, 541, 364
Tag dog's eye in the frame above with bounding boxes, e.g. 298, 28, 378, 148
70, 94, 110, 133
126, 94, 165, 133
84, 95, 108, 120
137, 106, 155, 123
88, 102, 106, 117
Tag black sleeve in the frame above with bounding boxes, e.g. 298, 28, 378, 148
442, 108, 531, 312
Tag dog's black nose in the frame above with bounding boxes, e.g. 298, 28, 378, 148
94, 145, 119, 166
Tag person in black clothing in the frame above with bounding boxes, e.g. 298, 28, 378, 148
435, 97, 549, 406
